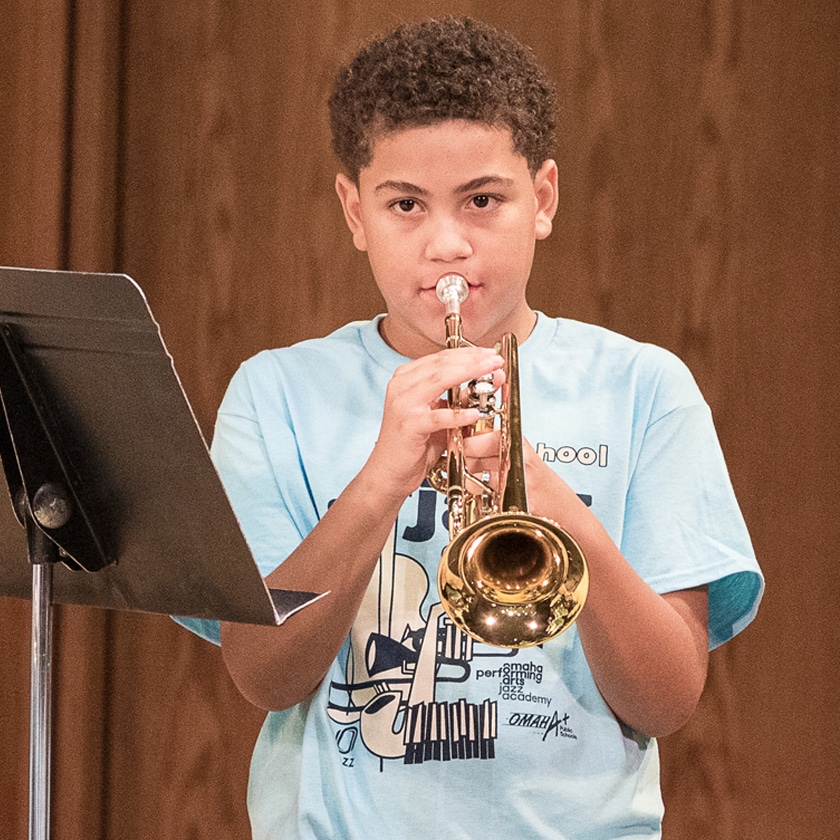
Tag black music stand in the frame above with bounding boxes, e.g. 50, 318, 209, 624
0, 266, 325, 840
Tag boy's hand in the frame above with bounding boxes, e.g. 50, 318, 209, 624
367, 346, 504, 503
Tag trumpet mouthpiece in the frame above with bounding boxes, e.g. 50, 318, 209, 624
436, 274, 469, 314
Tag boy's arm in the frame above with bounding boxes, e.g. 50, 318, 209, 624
221, 466, 404, 711
523, 445, 709, 738
219, 346, 504, 712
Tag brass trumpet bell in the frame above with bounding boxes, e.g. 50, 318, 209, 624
438, 513, 588, 649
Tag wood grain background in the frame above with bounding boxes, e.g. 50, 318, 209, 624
1, 1, 838, 837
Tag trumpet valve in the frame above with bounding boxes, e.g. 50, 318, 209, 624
468, 376, 496, 416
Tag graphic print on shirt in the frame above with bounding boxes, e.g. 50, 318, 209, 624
326, 521, 502, 765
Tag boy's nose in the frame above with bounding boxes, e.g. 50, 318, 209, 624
424, 218, 473, 263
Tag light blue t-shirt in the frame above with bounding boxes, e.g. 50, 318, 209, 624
177, 314, 763, 840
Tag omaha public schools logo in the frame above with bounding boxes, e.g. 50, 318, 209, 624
507, 710, 578, 742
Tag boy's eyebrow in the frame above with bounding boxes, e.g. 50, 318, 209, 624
455, 175, 516, 194
374, 180, 430, 196
373, 175, 516, 195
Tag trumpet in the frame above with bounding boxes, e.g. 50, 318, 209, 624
430, 274, 588, 648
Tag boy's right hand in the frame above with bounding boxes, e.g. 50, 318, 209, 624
366, 346, 505, 505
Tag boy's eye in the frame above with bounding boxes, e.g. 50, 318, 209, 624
471, 195, 497, 209
394, 199, 417, 213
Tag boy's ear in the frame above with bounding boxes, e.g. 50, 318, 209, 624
335, 173, 368, 251
534, 159, 559, 241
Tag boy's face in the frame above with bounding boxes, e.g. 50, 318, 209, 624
336, 120, 558, 358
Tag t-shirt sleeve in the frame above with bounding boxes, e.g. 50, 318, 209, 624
619, 350, 764, 649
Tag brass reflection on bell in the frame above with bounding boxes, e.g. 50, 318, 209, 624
431, 273, 589, 649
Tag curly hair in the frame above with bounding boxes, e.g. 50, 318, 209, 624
329, 18, 558, 181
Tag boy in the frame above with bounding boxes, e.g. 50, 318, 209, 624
178, 17, 763, 839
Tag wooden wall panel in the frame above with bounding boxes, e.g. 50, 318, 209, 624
0, 3, 70, 838
1, 0, 838, 838
97, 613, 259, 840
65, 0, 123, 272
0, 0, 69, 269
713, 1, 840, 832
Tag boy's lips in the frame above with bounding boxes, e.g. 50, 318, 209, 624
420, 277, 479, 292
419, 283, 481, 307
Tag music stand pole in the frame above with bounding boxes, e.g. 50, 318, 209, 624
24, 482, 71, 840
29, 562, 53, 840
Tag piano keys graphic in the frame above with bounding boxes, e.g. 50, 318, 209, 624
403, 698, 498, 764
